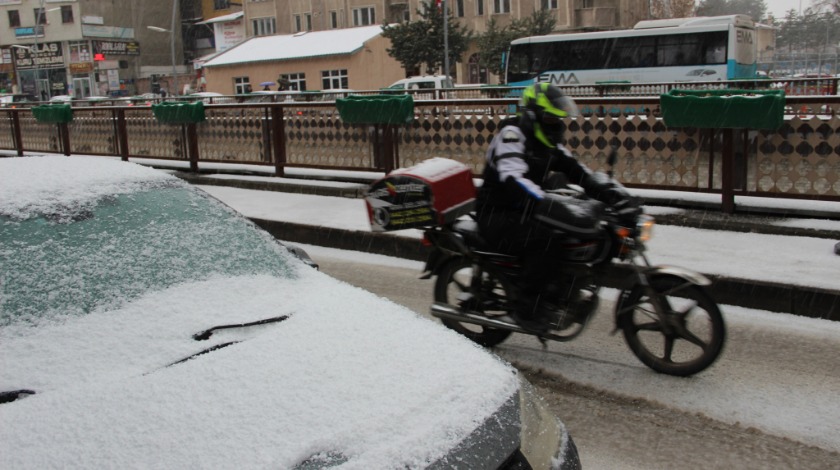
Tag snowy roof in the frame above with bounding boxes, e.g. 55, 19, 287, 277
202, 25, 385, 68
196, 11, 243, 25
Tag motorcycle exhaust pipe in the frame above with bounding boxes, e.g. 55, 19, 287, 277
430, 302, 529, 334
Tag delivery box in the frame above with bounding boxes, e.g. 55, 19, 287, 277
365, 158, 476, 232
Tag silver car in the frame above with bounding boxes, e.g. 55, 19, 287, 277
0, 156, 579, 469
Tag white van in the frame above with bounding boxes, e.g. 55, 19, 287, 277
384, 75, 454, 100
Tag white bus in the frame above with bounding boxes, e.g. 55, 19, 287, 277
505, 15, 758, 87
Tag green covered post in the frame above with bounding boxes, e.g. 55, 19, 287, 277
32, 104, 74, 156
660, 89, 785, 214
335, 94, 414, 172
151, 101, 207, 172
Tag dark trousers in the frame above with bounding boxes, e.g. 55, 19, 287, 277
477, 207, 563, 317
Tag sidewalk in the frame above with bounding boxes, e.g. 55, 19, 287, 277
175, 168, 840, 240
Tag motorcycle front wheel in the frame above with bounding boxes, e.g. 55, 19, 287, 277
618, 274, 726, 377
434, 257, 513, 348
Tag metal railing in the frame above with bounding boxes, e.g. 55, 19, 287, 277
2, 90, 839, 213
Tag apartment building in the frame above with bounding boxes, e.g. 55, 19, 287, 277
200, 0, 649, 92
0, 0, 201, 99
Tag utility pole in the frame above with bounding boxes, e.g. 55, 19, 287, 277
443, 0, 449, 78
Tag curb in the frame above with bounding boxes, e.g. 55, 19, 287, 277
176, 171, 368, 199
250, 218, 840, 322
652, 212, 840, 240
182, 173, 840, 240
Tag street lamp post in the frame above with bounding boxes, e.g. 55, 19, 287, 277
147, 0, 179, 97
147, 25, 177, 97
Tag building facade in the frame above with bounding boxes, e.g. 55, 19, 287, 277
195, 0, 651, 93
0, 0, 194, 99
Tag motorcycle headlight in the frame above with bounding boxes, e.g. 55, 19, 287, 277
637, 215, 655, 242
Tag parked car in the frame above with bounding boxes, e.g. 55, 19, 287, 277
0, 93, 38, 107
187, 91, 235, 104
0, 156, 580, 469
384, 75, 454, 100
48, 94, 74, 103
117, 92, 162, 107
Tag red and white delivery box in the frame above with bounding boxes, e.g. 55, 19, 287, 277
365, 157, 476, 232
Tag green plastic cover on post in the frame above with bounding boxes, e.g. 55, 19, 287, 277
32, 104, 73, 124
336, 94, 414, 125
152, 101, 206, 124
660, 89, 785, 130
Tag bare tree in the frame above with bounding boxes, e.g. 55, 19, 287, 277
813, 0, 840, 13
650, 0, 696, 18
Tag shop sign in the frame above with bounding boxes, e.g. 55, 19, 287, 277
14, 26, 44, 38
69, 62, 94, 73
93, 40, 140, 56
12, 42, 64, 70
82, 25, 135, 39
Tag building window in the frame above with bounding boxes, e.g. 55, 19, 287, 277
456, 0, 465, 17
214, 0, 230, 10
60, 5, 73, 23
321, 69, 348, 90
34, 8, 47, 24
305, 13, 312, 30
352, 7, 375, 26
294, 14, 302, 32
234, 76, 251, 94
494, 0, 510, 14
69, 41, 91, 62
252, 17, 276, 36
580, 0, 594, 7
280, 73, 306, 91
330, 11, 338, 28
542, 0, 558, 8
8, 10, 20, 27
476, 0, 484, 15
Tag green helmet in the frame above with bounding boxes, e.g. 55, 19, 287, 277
519, 82, 578, 148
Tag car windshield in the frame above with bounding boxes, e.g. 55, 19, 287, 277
1, 178, 294, 327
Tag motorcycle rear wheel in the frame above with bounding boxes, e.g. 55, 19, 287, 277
618, 274, 726, 377
434, 257, 513, 347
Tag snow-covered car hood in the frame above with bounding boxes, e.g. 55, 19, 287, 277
0, 156, 522, 468
1, 272, 519, 468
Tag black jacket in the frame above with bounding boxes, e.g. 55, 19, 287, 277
477, 119, 591, 216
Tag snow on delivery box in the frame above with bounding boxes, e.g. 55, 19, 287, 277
366, 158, 476, 232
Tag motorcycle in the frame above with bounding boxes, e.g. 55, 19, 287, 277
418, 153, 726, 377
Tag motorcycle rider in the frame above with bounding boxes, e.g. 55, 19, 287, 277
476, 82, 628, 332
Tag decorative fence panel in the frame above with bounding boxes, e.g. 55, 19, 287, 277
2, 96, 838, 203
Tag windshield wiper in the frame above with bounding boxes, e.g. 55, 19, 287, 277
157, 314, 293, 370
192, 314, 291, 341
0, 389, 35, 404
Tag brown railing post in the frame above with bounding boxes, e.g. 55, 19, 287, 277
10, 110, 24, 156
58, 122, 70, 156
186, 123, 199, 172
270, 105, 286, 177
117, 108, 129, 161
706, 129, 715, 190
382, 124, 396, 174
721, 128, 735, 214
